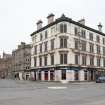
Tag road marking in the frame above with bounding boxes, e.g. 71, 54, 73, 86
48, 86, 67, 89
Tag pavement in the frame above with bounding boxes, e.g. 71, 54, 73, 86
0, 79, 105, 105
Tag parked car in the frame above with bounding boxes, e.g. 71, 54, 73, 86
96, 76, 105, 83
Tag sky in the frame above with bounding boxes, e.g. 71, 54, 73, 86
0, 0, 105, 55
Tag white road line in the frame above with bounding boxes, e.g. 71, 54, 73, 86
48, 86, 67, 89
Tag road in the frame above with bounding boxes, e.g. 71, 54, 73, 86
0, 79, 105, 105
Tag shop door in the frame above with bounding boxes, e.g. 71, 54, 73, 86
84, 71, 88, 80
91, 70, 94, 81
75, 71, 79, 80
50, 71, 54, 80
62, 70, 66, 80
34, 72, 36, 80
44, 71, 48, 80
38, 71, 41, 80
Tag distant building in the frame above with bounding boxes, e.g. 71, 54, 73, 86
12, 42, 31, 80
30, 13, 105, 81
0, 52, 12, 79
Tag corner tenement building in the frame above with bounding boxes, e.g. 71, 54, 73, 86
30, 13, 105, 81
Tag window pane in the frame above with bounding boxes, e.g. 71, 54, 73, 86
34, 57, 37, 67
81, 41, 86, 51
51, 39, 54, 50
64, 38, 67, 48
60, 38, 63, 48
75, 54, 79, 64
64, 54, 67, 64
89, 43, 94, 53
40, 33, 43, 41
39, 57, 42, 66
103, 47, 105, 55
44, 42, 48, 52
51, 54, 54, 65
75, 39, 79, 50
60, 24, 63, 33
97, 45, 100, 54
97, 57, 100, 67
89, 33, 93, 41
45, 31, 48, 39
60, 54, 63, 64
34, 46, 37, 54
96, 36, 100, 43
103, 38, 105, 44
81, 30, 86, 38
90, 56, 94, 66
75, 27, 78, 35
44, 55, 47, 66
82, 55, 86, 65
64, 24, 67, 33
40, 44, 42, 53
103, 59, 105, 67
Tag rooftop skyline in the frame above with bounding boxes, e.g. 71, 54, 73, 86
0, 0, 105, 54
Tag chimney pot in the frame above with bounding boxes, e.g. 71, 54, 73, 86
78, 19, 85, 25
47, 13, 55, 24
36, 20, 43, 30
98, 22, 102, 32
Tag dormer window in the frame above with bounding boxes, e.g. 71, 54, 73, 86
60, 24, 67, 33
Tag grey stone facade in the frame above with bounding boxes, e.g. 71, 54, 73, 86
0, 53, 12, 79
12, 42, 31, 80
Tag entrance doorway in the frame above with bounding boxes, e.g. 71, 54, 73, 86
34, 72, 36, 80
50, 70, 54, 80
38, 71, 41, 80
74, 70, 79, 80
89, 70, 95, 81
61, 70, 66, 80
44, 71, 48, 80
26, 75, 29, 80
84, 70, 88, 80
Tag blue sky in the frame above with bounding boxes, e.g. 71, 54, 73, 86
0, 0, 105, 55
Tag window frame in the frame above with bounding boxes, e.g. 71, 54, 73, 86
60, 23, 67, 33
60, 53, 67, 64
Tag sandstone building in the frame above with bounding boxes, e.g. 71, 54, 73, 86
30, 14, 105, 81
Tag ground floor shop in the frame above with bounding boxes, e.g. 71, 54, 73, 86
14, 71, 31, 80
30, 67, 102, 82
13, 67, 105, 82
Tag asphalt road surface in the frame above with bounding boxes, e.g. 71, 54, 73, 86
0, 79, 105, 105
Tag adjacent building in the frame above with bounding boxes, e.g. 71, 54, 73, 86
12, 42, 31, 80
0, 53, 12, 79
30, 13, 105, 82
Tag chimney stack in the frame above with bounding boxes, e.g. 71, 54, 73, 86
78, 19, 85, 25
36, 20, 43, 30
47, 13, 55, 24
98, 22, 102, 32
